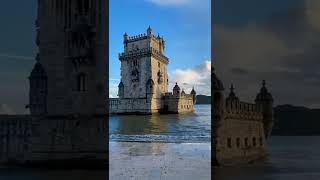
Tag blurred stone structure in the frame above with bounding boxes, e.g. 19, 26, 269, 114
213, 66, 274, 165
0, 0, 108, 165
109, 27, 196, 114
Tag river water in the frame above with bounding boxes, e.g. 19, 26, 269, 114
109, 104, 211, 143
214, 136, 320, 180
1, 107, 320, 179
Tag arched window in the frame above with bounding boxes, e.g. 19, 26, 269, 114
252, 137, 256, 147
77, 73, 87, 91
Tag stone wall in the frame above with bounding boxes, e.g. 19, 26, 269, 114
216, 102, 266, 165
109, 94, 195, 114
0, 115, 107, 164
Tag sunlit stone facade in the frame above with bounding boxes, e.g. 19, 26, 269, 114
109, 27, 196, 114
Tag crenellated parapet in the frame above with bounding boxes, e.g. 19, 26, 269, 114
224, 84, 263, 121
224, 101, 263, 121
125, 33, 164, 43
119, 47, 169, 64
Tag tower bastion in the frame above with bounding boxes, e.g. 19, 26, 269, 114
213, 68, 274, 165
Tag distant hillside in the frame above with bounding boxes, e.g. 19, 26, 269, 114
196, 95, 211, 104
272, 104, 320, 135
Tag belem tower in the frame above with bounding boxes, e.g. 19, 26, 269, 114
0, 0, 108, 165
213, 66, 274, 165
109, 27, 197, 114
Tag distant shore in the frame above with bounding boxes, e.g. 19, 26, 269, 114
109, 142, 211, 180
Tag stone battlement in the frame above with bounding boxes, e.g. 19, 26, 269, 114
225, 101, 263, 120
119, 47, 169, 63
125, 33, 163, 43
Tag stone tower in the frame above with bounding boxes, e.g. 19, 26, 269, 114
255, 80, 274, 139
118, 26, 169, 101
29, 0, 107, 116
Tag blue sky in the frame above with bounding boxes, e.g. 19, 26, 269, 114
109, 0, 211, 97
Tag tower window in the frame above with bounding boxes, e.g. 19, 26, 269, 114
158, 62, 160, 68
77, 73, 87, 91
252, 137, 256, 147
133, 60, 138, 66
227, 138, 232, 148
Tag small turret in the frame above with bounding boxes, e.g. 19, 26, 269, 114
190, 86, 197, 104
147, 25, 153, 36
123, 32, 128, 42
173, 82, 181, 96
28, 61, 47, 115
255, 80, 274, 139
118, 82, 124, 98
226, 84, 239, 102
181, 89, 186, 96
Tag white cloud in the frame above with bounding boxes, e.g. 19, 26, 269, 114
108, 61, 211, 97
170, 61, 211, 95
0, 104, 16, 115
109, 78, 120, 98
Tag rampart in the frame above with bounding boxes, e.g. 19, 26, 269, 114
0, 115, 108, 165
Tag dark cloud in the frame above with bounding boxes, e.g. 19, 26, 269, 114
230, 67, 249, 76
214, 0, 320, 108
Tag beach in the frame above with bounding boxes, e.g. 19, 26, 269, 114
109, 142, 211, 180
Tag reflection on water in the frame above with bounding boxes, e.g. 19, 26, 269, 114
214, 136, 320, 180
109, 105, 211, 142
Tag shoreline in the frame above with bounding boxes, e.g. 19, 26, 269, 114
109, 141, 211, 180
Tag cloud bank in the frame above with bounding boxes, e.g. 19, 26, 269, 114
214, 0, 320, 108
170, 61, 211, 95
109, 61, 211, 97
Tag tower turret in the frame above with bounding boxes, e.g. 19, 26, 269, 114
173, 83, 181, 96
147, 25, 153, 36
226, 84, 239, 102
190, 86, 197, 104
255, 80, 274, 139
28, 58, 47, 115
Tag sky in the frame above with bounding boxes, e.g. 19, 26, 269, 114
214, 0, 320, 108
0, 1, 37, 114
0, 0, 210, 114
109, 0, 211, 98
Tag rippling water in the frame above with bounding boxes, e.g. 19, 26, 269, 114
214, 136, 320, 180
109, 104, 211, 143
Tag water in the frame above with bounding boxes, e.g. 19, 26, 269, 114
109, 104, 211, 143
214, 136, 320, 180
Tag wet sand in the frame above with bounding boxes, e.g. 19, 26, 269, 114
109, 142, 211, 180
